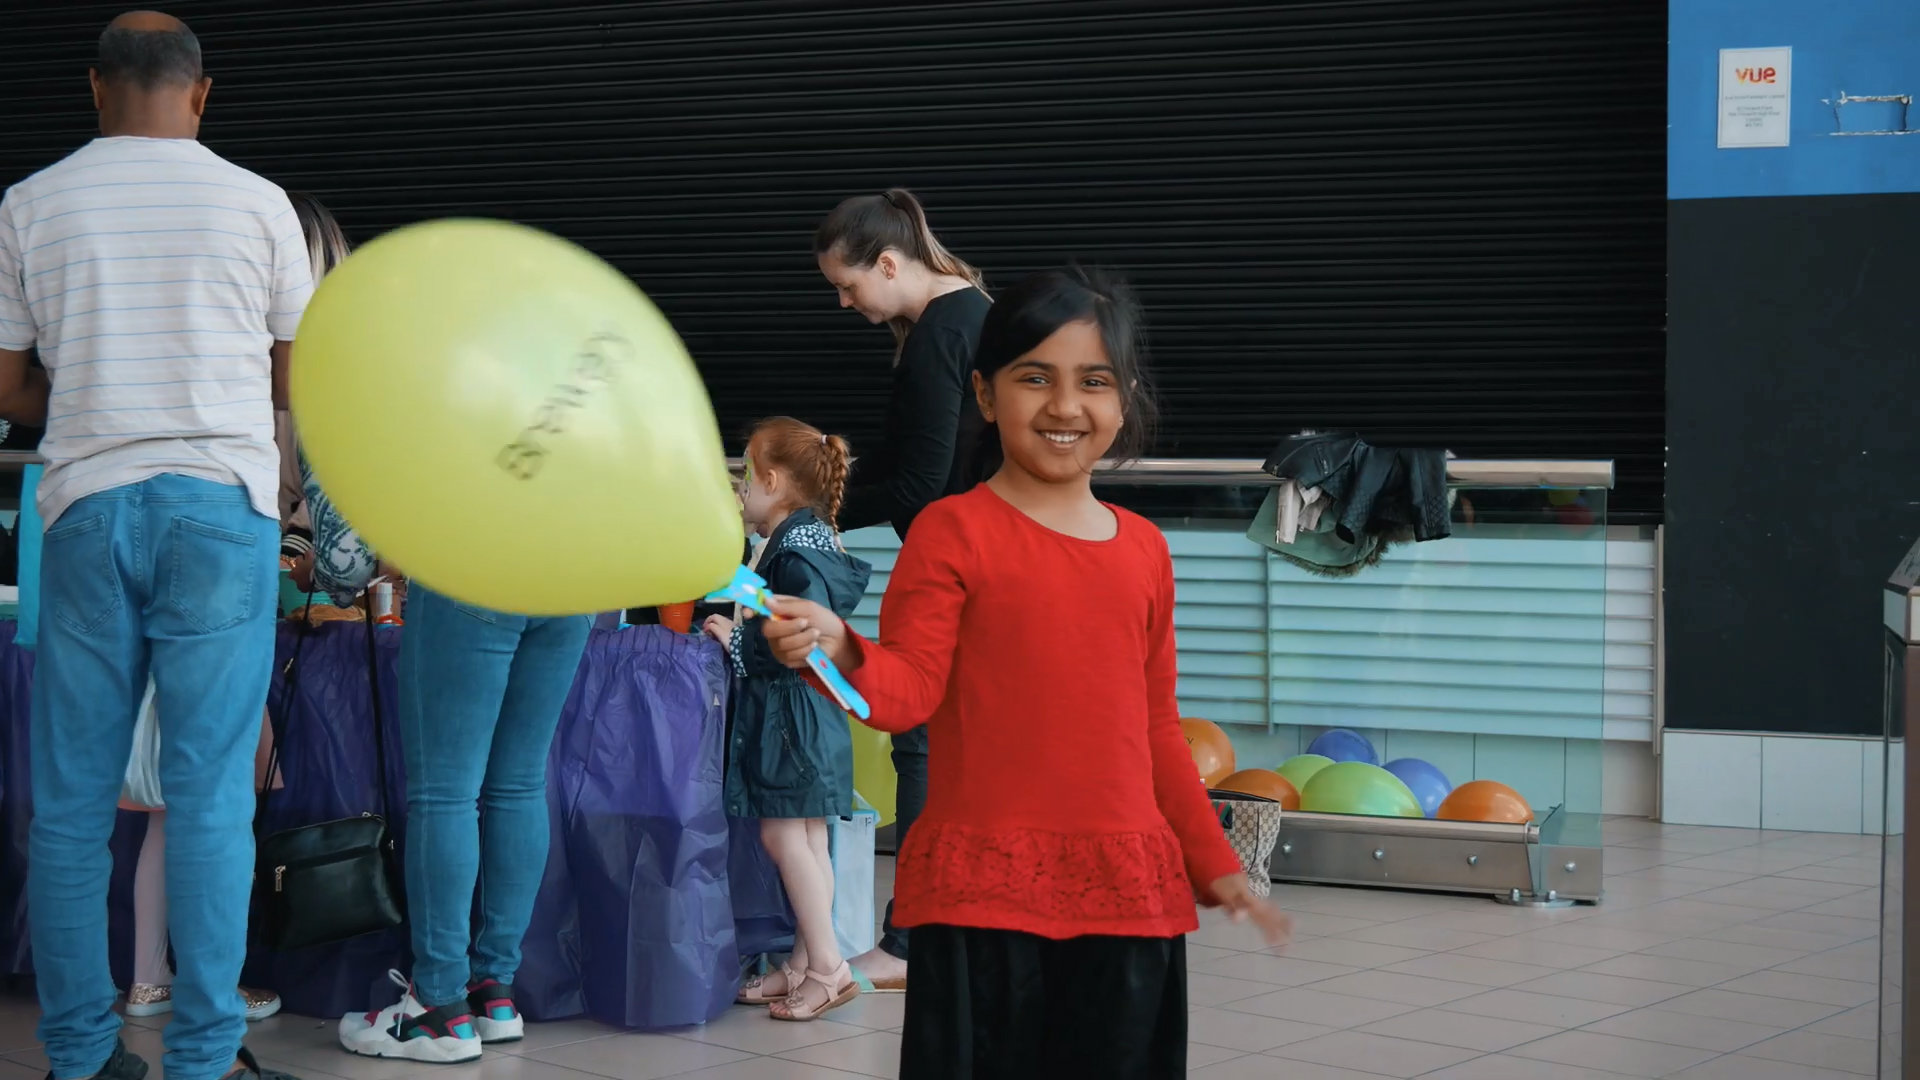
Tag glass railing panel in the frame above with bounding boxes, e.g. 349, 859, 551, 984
848, 460, 1625, 850
1882, 612, 1907, 1075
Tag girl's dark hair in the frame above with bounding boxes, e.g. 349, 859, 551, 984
970, 264, 1158, 481
814, 188, 988, 353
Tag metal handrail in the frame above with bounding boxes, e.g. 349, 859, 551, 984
723, 455, 1614, 490
1093, 458, 1614, 490
0, 450, 1615, 490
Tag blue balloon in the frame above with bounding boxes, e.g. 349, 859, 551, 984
1307, 728, 1378, 766
1384, 758, 1454, 818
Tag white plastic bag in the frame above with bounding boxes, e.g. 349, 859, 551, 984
121, 678, 163, 809
829, 805, 878, 960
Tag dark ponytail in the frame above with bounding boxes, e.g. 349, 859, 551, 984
814, 188, 988, 354
969, 264, 1158, 482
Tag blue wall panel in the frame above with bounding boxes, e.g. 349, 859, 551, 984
1670, 0, 1920, 199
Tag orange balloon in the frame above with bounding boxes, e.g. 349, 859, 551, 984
1215, 769, 1299, 810
1180, 718, 1237, 787
1436, 780, 1533, 823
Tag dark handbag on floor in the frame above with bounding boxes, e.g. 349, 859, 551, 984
255, 596, 406, 951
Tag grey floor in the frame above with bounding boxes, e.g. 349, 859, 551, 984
0, 817, 1889, 1078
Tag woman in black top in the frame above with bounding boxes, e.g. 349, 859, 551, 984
813, 188, 990, 991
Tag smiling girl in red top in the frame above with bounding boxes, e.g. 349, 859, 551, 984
765, 266, 1291, 1079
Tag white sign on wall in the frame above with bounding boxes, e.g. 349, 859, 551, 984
1718, 47, 1792, 148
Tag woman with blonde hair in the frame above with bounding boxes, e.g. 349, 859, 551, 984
811, 188, 991, 992
278, 193, 375, 597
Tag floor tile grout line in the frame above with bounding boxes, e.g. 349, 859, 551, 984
1613, 1005, 1878, 1076
1202, 923, 1879, 1073
767, 1042, 898, 1080
1186, 1041, 1254, 1068
1205, 880, 1881, 1061
1565, 991, 1860, 1052
1540, 911, 1882, 1074
656, 1016, 892, 1060
518, 1032, 756, 1079
1402, 1022, 1700, 1078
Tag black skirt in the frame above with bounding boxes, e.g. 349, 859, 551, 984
900, 924, 1187, 1080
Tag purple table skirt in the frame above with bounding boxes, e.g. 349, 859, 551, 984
0, 618, 782, 1030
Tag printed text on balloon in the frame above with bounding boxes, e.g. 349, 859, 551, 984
496, 330, 636, 480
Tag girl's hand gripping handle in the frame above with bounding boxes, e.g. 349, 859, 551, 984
757, 596, 868, 720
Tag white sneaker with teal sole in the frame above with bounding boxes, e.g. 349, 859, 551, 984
338, 970, 482, 1063
465, 978, 524, 1044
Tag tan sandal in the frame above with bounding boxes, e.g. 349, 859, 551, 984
769, 961, 859, 1022
736, 964, 797, 1005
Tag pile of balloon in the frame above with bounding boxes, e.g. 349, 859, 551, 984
1183, 719, 1533, 823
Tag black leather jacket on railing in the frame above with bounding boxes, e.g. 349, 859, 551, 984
1262, 431, 1453, 544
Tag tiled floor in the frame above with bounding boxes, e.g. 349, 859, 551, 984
0, 818, 1889, 1078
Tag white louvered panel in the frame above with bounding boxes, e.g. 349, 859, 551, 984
836, 524, 1657, 741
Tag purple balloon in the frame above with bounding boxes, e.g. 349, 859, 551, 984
1384, 758, 1453, 818
1307, 728, 1378, 766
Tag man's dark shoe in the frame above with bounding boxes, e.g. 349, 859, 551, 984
46, 1039, 148, 1080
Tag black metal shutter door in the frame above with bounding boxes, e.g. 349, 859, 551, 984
0, 1, 1666, 519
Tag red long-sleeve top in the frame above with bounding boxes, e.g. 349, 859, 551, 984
842, 486, 1243, 940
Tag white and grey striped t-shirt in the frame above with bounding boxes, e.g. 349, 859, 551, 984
0, 136, 315, 526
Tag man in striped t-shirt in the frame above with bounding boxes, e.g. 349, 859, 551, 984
0, 14, 311, 1080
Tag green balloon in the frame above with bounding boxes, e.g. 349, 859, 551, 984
1277, 754, 1335, 792
1299, 762, 1424, 818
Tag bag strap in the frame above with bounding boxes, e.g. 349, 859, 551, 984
362, 590, 392, 819
256, 586, 393, 834
256, 589, 316, 847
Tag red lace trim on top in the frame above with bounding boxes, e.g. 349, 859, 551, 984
892, 820, 1200, 936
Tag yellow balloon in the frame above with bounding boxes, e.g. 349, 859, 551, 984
849, 716, 897, 828
291, 220, 741, 614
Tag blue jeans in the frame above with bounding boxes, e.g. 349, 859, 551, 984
29, 476, 277, 1080
397, 586, 590, 1008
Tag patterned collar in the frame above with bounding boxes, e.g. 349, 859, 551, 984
767, 509, 842, 556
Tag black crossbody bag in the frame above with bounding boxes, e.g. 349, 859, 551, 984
255, 594, 405, 950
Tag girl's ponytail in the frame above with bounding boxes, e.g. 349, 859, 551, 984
818, 434, 852, 530
882, 188, 987, 295
816, 188, 988, 355
747, 418, 854, 530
